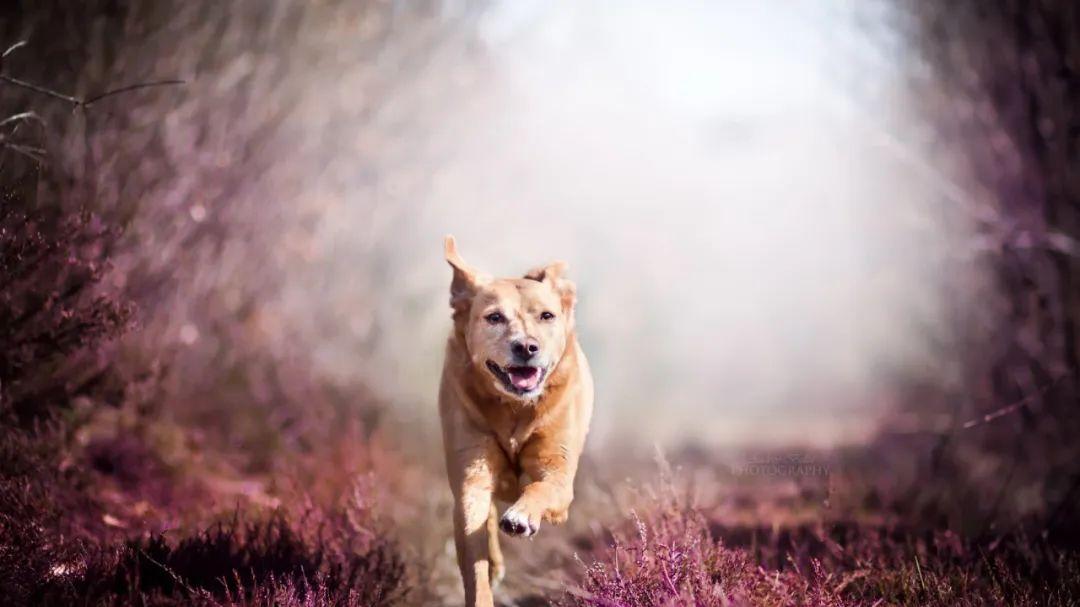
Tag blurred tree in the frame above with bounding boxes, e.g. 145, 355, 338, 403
902, 0, 1080, 534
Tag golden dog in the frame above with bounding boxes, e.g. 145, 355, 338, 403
438, 236, 594, 607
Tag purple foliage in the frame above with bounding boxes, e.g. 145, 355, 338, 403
0, 421, 98, 606
0, 189, 136, 605
0, 201, 132, 422
563, 478, 846, 607
42, 507, 406, 607
565, 477, 1080, 607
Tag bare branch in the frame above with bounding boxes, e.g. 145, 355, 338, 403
0, 112, 46, 129
961, 378, 1062, 429
82, 79, 186, 107
0, 74, 81, 105
0, 141, 46, 164
0, 73, 185, 109
1, 40, 27, 60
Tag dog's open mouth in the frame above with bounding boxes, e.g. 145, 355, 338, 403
486, 360, 546, 394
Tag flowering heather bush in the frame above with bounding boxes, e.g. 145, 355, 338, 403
0, 159, 405, 607
712, 520, 1080, 606
1, 449, 405, 607
564, 475, 847, 607
0, 421, 98, 605
0, 198, 132, 423
568, 513, 846, 606
565, 471, 1080, 607
0, 188, 136, 603
40, 500, 407, 607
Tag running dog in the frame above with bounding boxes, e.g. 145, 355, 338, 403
438, 236, 594, 607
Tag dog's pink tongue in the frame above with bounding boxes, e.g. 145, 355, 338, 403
508, 366, 540, 391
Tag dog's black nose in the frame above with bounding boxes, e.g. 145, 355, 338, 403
511, 338, 540, 361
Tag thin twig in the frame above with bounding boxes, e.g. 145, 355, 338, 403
961, 377, 1061, 429
661, 563, 680, 596
0, 74, 81, 104
0, 112, 48, 170
137, 547, 200, 596
0, 142, 46, 163
0, 45, 184, 168
914, 552, 928, 595
83, 79, 186, 107
1, 40, 26, 60
0, 111, 45, 129
0, 73, 185, 108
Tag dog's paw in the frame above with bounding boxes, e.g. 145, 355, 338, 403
499, 505, 539, 538
545, 508, 569, 525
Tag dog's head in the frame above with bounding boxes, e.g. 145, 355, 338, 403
444, 235, 577, 401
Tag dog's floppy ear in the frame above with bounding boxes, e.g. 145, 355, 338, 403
445, 235, 483, 315
525, 261, 577, 318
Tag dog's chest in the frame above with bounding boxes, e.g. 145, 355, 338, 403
491, 413, 538, 464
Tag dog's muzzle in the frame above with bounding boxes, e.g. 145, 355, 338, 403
486, 360, 547, 394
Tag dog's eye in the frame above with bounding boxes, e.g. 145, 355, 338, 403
485, 311, 505, 324
540, 311, 556, 321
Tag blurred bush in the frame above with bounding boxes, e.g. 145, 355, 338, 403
874, 0, 1080, 536
0, 203, 132, 422
0, 116, 135, 607
1, 2, 414, 604
565, 470, 1080, 606
40, 488, 406, 607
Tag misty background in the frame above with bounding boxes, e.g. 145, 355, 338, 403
258, 0, 965, 448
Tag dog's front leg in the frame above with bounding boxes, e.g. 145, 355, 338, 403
499, 439, 579, 537
449, 444, 502, 607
